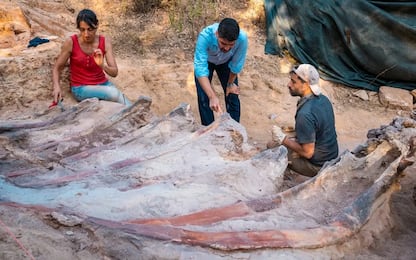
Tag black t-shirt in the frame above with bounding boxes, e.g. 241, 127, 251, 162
295, 94, 339, 166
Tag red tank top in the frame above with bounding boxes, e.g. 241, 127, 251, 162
70, 34, 107, 86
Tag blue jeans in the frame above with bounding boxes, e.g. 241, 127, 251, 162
195, 61, 240, 126
71, 81, 131, 106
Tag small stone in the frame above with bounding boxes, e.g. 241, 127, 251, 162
268, 113, 278, 121
353, 90, 369, 101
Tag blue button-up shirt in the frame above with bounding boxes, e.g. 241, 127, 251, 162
194, 23, 248, 78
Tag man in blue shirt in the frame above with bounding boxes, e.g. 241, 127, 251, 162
270, 64, 339, 177
194, 18, 248, 125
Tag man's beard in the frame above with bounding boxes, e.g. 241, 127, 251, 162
289, 88, 300, 97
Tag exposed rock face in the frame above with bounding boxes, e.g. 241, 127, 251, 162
0, 1, 74, 111
379, 86, 413, 111
0, 41, 65, 110
0, 3, 31, 49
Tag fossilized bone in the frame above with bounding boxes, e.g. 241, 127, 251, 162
105, 144, 403, 250
0, 98, 100, 133
1, 100, 415, 253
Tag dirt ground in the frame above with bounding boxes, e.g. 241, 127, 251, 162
1, 0, 416, 259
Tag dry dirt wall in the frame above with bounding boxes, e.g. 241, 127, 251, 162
0, 1, 74, 110
0, 43, 69, 110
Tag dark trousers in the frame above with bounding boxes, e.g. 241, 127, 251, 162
195, 61, 240, 126
288, 150, 322, 177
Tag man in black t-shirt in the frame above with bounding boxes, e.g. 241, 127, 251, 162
270, 64, 338, 177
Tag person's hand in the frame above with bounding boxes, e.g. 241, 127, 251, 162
272, 125, 286, 145
209, 95, 223, 114
226, 82, 240, 96
53, 85, 61, 103
93, 48, 104, 68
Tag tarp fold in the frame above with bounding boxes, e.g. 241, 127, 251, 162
265, 0, 416, 91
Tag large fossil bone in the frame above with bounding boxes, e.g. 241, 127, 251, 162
0, 100, 414, 254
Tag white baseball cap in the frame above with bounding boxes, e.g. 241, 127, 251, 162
292, 64, 321, 95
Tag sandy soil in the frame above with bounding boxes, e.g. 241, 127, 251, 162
1, 0, 416, 259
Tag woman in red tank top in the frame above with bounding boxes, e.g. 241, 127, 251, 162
52, 9, 131, 106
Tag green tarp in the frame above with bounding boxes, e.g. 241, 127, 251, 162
264, 0, 416, 91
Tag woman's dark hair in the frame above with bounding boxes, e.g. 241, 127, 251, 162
76, 9, 98, 29
217, 18, 240, 41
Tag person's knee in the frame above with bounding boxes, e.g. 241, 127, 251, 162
288, 165, 317, 177
225, 94, 240, 122
71, 87, 88, 101
288, 159, 320, 177
226, 93, 240, 104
